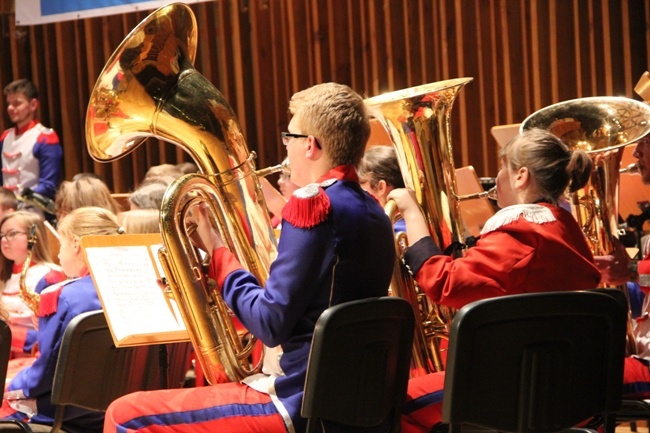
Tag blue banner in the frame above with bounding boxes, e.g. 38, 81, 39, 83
41, 0, 153, 16
16, 0, 212, 25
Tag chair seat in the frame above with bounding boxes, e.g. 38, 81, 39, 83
617, 399, 650, 418
0, 420, 70, 433
441, 291, 627, 433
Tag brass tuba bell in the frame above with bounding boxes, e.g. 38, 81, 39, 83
85, 3, 276, 383
520, 96, 650, 256
366, 78, 473, 373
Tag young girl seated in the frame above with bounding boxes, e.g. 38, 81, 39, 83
0, 211, 64, 367
0, 207, 121, 433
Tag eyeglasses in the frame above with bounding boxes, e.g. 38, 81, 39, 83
0, 230, 26, 242
281, 132, 322, 149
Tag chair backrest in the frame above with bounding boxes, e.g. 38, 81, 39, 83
50, 310, 168, 415
301, 296, 415, 433
0, 320, 11, 387
441, 291, 627, 433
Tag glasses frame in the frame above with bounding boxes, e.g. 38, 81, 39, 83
0, 230, 26, 242
281, 132, 322, 149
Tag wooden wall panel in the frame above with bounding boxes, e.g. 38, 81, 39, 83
0, 0, 648, 194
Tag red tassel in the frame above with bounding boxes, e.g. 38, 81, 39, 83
38, 287, 63, 317
281, 185, 331, 229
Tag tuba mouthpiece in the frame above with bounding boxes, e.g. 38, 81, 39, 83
621, 162, 641, 175
255, 164, 283, 178
456, 186, 498, 202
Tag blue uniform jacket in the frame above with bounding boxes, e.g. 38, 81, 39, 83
219, 177, 396, 432
5, 275, 104, 433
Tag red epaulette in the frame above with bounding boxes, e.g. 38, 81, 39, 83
37, 129, 60, 145
0, 129, 9, 141
281, 182, 331, 229
38, 286, 63, 317
44, 269, 67, 286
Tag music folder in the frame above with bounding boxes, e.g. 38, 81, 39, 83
80, 233, 190, 347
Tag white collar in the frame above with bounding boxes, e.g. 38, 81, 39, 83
480, 203, 556, 235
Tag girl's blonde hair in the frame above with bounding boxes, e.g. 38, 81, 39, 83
55, 177, 121, 220
118, 209, 160, 234
289, 82, 370, 167
0, 211, 53, 281
57, 207, 121, 241
500, 128, 593, 204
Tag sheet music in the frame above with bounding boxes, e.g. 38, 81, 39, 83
85, 245, 187, 343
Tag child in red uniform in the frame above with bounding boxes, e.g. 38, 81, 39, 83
388, 128, 603, 432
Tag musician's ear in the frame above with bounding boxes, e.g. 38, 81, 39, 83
514, 166, 529, 190
374, 179, 389, 198
72, 236, 81, 254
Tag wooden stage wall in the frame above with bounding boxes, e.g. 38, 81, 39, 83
0, 0, 648, 194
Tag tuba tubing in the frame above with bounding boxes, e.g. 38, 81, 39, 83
367, 78, 473, 373
85, 3, 275, 383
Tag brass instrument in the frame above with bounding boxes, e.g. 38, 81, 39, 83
521, 96, 650, 355
366, 78, 473, 373
85, 3, 276, 383
621, 162, 640, 175
520, 97, 650, 257
254, 157, 290, 179
19, 224, 40, 315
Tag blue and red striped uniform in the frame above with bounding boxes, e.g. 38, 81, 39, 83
104, 165, 396, 433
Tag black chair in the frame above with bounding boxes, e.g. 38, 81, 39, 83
301, 296, 415, 433
0, 321, 12, 390
0, 310, 172, 433
441, 291, 627, 433
591, 288, 650, 431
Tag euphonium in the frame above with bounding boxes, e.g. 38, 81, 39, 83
19, 224, 40, 315
521, 96, 650, 356
85, 3, 276, 383
366, 78, 474, 373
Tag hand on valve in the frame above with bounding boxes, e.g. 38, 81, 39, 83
185, 202, 224, 255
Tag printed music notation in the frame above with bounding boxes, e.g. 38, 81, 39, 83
81, 234, 190, 347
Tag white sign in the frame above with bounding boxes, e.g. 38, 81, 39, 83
16, 0, 213, 26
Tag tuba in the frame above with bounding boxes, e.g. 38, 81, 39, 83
85, 3, 277, 383
521, 97, 650, 356
366, 78, 474, 373
520, 97, 650, 259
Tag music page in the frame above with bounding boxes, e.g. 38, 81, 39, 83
82, 235, 189, 346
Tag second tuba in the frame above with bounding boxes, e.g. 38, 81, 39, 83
520, 97, 650, 258
85, 3, 276, 383
366, 78, 473, 373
